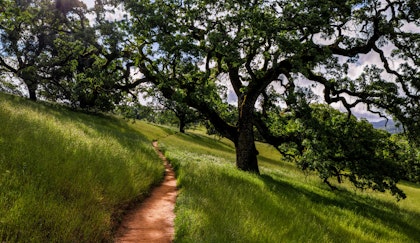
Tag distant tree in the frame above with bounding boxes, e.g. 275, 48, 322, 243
123, 0, 420, 180
154, 108, 178, 126
390, 134, 420, 184
164, 101, 200, 133
150, 92, 201, 133
116, 101, 155, 120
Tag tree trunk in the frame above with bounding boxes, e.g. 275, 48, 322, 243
235, 102, 260, 174
20, 70, 38, 101
179, 118, 186, 133
235, 130, 260, 173
28, 84, 37, 101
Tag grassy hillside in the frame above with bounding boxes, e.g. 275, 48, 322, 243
0, 93, 165, 242
157, 131, 420, 242
1, 92, 420, 242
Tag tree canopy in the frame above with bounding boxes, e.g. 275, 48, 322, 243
0, 0, 140, 109
275, 104, 407, 199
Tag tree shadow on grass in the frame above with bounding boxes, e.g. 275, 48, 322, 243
260, 173, 420, 242
170, 132, 236, 155
176, 159, 420, 242
257, 154, 301, 173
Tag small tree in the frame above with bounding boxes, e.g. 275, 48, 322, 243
150, 91, 201, 133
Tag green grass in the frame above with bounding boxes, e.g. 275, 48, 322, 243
0, 93, 166, 242
158, 130, 420, 243
2, 92, 420, 242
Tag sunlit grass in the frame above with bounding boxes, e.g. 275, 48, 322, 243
158, 128, 420, 243
0, 93, 165, 242
2, 92, 419, 242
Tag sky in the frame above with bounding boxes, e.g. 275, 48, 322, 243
81, 0, 94, 9
81, 0, 126, 21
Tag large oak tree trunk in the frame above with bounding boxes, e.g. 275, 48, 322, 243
235, 130, 259, 173
235, 102, 260, 174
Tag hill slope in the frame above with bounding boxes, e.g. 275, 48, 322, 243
1, 93, 419, 242
371, 119, 403, 133
157, 131, 420, 242
0, 93, 166, 242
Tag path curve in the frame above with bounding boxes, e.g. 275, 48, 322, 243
115, 141, 177, 243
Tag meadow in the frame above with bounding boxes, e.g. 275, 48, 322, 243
157, 131, 420, 243
1, 92, 419, 242
0, 93, 164, 242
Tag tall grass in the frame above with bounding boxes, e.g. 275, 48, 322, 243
2, 92, 419, 242
159, 130, 420, 242
0, 93, 165, 242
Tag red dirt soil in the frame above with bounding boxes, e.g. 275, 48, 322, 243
114, 141, 177, 243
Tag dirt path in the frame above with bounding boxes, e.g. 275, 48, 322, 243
115, 141, 177, 243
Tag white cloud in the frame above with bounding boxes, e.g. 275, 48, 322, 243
81, 0, 94, 9
401, 21, 420, 33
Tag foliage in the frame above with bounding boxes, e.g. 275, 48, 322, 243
0, 73, 23, 96
0, 0, 141, 111
0, 0, 88, 100
269, 104, 406, 199
390, 134, 420, 183
116, 102, 154, 121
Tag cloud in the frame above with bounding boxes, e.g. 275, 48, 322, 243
227, 89, 237, 104
81, 0, 94, 9
401, 21, 420, 33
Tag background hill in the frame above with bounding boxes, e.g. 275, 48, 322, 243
371, 119, 403, 134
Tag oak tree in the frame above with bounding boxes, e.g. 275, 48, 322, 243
123, 0, 420, 176
0, 0, 88, 100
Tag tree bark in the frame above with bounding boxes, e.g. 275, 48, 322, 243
27, 83, 37, 101
179, 118, 186, 133
235, 128, 260, 174
235, 98, 260, 174
19, 69, 38, 101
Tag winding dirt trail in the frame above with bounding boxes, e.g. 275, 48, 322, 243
115, 141, 177, 243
